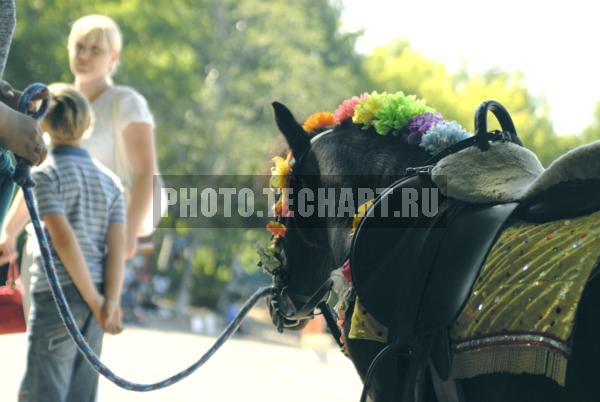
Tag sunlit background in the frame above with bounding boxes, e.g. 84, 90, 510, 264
3, 1, 599, 401
341, 0, 600, 135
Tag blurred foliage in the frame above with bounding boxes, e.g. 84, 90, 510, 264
6, 0, 364, 308
5, 2, 598, 308
582, 102, 600, 143
363, 40, 595, 165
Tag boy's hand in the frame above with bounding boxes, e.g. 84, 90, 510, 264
0, 233, 18, 265
88, 292, 105, 327
101, 299, 124, 335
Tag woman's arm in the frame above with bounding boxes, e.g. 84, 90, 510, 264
0, 189, 30, 264
123, 121, 157, 258
103, 221, 125, 305
102, 221, 125, 334
43, 214, 104, 322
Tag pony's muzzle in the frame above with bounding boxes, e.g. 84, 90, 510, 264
267, 292, 310, 332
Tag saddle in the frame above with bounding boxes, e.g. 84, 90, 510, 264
350, 101, 600, 402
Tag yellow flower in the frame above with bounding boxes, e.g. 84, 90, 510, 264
352, 91, 389, 127
302, 112, 336, 133
351, 199, 375, 234
270, 156, 290, 189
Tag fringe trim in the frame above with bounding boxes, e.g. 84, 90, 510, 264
451, 345, 568, 386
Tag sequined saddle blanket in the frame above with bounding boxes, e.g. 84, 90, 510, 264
349, 143, 600, 390
450, 209, 600, 385
347, 102, 600, 399
347, 209, 600, 387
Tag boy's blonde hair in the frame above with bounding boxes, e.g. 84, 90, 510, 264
43, 84, 92, 143
68, 15, 122, 73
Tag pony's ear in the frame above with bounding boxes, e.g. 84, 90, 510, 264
272, 101, 310, 158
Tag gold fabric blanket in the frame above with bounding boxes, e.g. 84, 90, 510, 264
450, 209, 600, 385
346, 210, 600, 385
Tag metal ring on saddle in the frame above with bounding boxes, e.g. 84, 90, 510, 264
473, 100, 519, 151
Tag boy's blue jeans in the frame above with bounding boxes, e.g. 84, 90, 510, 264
18, 284, 104, 402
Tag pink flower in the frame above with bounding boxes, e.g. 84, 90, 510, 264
334, 93, 369, 124
342, 259, 352, 283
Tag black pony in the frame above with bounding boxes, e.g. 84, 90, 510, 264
266, 101, 600, 402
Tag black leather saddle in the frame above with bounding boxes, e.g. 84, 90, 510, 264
350, 101, 600, 402
351, 174, 518, 353
516, 179, 600, 223
351, 101, 521, 336
350, 101, 525, 401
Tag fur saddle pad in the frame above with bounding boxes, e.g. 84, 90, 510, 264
431, 140, 600, 203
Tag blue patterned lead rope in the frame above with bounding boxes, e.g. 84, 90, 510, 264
14, 83, 277, 391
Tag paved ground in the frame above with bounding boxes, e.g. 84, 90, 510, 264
2, 308, 363, 402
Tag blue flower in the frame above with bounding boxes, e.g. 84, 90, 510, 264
420, 121, 470, 155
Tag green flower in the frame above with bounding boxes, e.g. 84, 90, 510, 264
374, 93, 433, 136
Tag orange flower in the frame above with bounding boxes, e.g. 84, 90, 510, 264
302, 112, 336, 133
266, 221, 287, 238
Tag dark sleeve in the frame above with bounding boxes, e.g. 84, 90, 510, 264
0, 0, 16, 79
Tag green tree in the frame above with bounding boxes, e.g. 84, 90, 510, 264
363, 40, 590, 165
582, 102, 600, 142
6, 0, 364, 308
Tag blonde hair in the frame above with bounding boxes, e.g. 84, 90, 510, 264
68, 15, 122, 73
43, 84, 92, 143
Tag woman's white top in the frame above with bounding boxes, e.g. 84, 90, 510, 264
81, 85, 155, 180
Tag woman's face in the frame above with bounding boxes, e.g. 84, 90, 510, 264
69, 31, 119, 84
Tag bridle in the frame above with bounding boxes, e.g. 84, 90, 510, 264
264, 128, 343, 343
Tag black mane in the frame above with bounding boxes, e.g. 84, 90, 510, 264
304, 121, 431, 182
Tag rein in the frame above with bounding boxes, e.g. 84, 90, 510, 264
14, 83, 276, 392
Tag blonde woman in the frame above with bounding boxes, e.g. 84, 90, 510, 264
69, 15, 158, 255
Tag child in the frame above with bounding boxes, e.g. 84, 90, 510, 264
18, 84, 125, 402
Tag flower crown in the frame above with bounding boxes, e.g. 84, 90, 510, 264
265, 91, 472, 237
303, 91, 471, 156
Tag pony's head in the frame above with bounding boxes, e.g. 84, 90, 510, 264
263, 92, 472, 331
